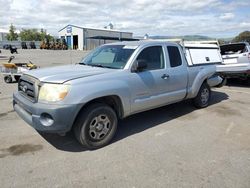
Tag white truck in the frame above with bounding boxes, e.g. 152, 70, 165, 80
217, 42, 250, 83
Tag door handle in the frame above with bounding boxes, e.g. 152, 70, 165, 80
161, 74, 170, 80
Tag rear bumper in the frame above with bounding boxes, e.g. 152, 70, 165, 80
216, 63, 250, 76
13, 92, 82, 133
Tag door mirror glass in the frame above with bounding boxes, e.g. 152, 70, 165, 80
135, 59, 147, 72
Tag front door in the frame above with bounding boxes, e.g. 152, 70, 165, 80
130, 45, 170, 113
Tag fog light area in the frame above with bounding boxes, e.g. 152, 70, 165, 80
40, 113, 54, 127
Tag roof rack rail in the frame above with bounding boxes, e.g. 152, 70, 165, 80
144, 38, 219, 46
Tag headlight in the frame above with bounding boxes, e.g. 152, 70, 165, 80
38, 83, 70, 102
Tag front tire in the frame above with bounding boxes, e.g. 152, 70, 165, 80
193, 82, 211, 108
74, 103, 118, 149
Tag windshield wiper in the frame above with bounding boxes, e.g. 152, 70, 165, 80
79, 62, 86, 65
90, 64, 119, 69
91, 64, 104, 68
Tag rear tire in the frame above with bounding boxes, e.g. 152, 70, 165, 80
193, 82, 211, 108
74, 103, 118, 149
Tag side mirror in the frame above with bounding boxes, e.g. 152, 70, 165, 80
134, 59, 147, 72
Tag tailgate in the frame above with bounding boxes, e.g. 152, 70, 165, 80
222, 54, 240, 64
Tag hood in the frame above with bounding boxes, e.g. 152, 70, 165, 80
25, 64, 116, 83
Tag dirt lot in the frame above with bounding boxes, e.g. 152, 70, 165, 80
0, 49, 250, 188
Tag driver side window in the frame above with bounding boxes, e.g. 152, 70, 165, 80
136, 46, 164, 70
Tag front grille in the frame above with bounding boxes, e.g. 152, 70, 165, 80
18, 76, 38, 102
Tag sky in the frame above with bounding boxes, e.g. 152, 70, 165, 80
0, 0, 250, 38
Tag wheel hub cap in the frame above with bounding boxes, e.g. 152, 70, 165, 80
89, 114, 111, 140
201, 88, 209, 104
96, 123, 104, 131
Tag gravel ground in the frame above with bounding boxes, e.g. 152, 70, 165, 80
0, 49, 250, 188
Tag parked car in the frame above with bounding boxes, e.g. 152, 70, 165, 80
217, 42, 250, 82
3, 44, 11, 49
13, 41, 222, 149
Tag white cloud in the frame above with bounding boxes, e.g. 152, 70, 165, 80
239, 22, 250, 28
0, 0, 249, 38
219, 13, 235, 21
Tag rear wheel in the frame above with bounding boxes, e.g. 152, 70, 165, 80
193, 82, 211, 108
74, 103, 118, 149
4, 75, 12, 83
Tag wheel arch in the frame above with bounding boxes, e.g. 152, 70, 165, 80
188, 77, 209, 99
71, 95, 124, 131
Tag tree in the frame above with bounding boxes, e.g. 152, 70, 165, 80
19, 28, 53, 41
40, 28, 47, 41
232, 31, 250, 43
6, 24, 18, 41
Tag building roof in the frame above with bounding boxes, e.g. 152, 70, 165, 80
0, 28, 9, 33
58, 24, 133, 34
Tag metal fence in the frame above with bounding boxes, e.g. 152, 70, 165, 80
0, 41, 40, 49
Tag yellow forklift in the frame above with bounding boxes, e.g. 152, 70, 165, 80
1, 56, 38, 83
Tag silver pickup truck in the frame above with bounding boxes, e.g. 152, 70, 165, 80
13, 41, 221, 149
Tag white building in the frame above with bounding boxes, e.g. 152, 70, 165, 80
0, 28, 9, 41
58, 24, 134, 50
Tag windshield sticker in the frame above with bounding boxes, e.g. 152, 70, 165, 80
123, 46, 138, 49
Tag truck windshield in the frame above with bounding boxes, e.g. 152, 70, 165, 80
80, 45, 135, 69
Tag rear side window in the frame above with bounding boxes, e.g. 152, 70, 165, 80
220, 43, 247, 55
167, 46, 182, 67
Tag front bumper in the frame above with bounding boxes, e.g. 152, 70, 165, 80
13, 92, 82, 133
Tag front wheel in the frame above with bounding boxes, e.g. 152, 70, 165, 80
193, 82, 211, 108
74, 103, 118, 149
